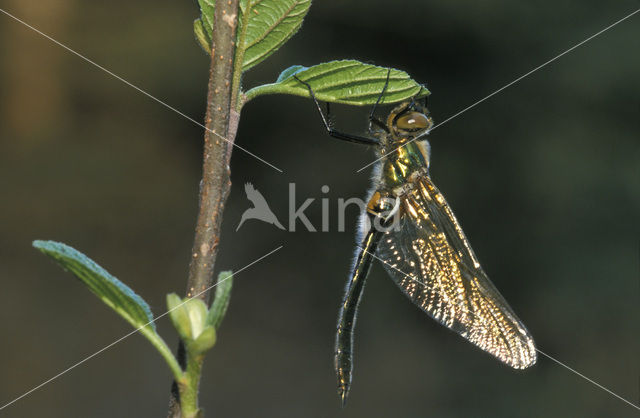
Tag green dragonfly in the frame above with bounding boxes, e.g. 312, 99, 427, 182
295, 73, 537, 406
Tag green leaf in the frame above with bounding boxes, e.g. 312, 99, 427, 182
190, 326, 217, 354
197, 0, 215, 40
167, 293, 192, 339
238, 0, 311, 71
207, 271, 233, 329
194, 18, 212, 54
195, 0, 310, 70
34, 240, 183, 380
168, 295, 210, 340
33, 240, 155, 331
244, 60, 430, 106
193, 0, 214, 54
167, 293, 217, 355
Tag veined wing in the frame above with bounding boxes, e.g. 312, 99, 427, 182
377, 175, 536, 369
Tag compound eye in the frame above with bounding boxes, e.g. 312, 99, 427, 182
396, 111, 430, 132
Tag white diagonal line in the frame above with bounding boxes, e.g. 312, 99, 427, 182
0, 245, 283, 412
536, 349, 640, 411
0, 8, 283, 173
356, 8, 640, 173
360, 245, 640, 412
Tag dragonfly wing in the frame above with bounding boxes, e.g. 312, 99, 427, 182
377, 176, 537, 369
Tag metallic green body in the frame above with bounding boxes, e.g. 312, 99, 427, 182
380, 140, 431, 190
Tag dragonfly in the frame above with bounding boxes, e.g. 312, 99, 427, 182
294, 72, 537, 406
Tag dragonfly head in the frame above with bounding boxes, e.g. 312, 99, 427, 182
386, 101, 433, 144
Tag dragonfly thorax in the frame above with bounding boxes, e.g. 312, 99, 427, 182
380, 140, 431, 189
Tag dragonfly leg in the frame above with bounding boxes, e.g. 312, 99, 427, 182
293, 75, 380, 146
368, 69, 391, 134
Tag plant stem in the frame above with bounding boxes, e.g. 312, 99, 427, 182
167, 1, 240, 417
178, 353, 206, 418
187, 0, 240, 305
230, 0, 251, 111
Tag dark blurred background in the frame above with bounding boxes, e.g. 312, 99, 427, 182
1, 1, 638, 417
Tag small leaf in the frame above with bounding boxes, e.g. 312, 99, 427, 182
244, 60, 430, 106
238, 0, 311, 71
33, 240, 155, 331
186, 299, 209, 339
168, 293, 218, 355
198, 0, 215, 39
195, 0, 310, 70
167, 294, 210, 340
207, 271, 233, 330
167, 293, 192, 339
194, 18, 212, 54
190, 326, 217, 354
